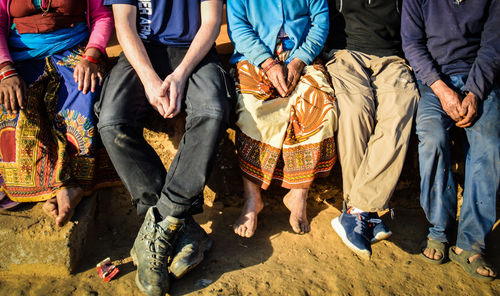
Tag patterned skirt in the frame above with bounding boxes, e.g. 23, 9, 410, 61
233, 50, 338, 189
0, 45, 118, 202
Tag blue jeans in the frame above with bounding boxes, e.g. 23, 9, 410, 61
416, 75, 500, 254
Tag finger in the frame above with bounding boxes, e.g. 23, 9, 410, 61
456, 106, 476, 128
78, 67, 85, 91
97, 72, 103, 86
160, 80, 170, 97
90, 73, 97, 93
159, 98, 170, 118
458, 102, 468, 118
286, 69, 294, 87
19, 81, 27, 109
7, 88, 17, 113
73, 67, 79, 83
83, 69, 91, 94
165, 84, 178, 118
276, 70, 288, 97
15, 85, 24, 110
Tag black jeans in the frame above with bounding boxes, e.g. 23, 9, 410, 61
96, 45, 231, 218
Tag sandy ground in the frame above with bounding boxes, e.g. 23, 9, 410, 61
0, 124, 499, 296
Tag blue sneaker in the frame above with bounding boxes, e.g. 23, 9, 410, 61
369, 213, 392, 243
331, 210, 372, 259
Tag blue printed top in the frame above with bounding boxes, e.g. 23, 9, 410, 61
227, 0, 329, 66
104, 0, 206, 47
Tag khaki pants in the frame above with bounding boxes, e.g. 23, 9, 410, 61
326, 49, 419, 212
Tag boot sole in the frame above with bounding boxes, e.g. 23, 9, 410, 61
170, 237, 213, 279
331, 218, 371, 260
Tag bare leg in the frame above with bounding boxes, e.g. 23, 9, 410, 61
43, 187, 84, 227
283, 188, 310, 234
233, 177, 264, 238
454, 247, 497, 278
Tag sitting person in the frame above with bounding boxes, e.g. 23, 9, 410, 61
402, 0, 499, 281
0, 0, 113, 226
324, 0, 419, 259
227, 0, 337, 237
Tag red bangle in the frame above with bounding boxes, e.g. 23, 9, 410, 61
0, 69, 18, 82
262, 59, 281, 73
82, 54, 100, 64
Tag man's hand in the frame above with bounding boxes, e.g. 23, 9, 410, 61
430, 80, 463, 122
161, 70, 188, 118
285, 58, 305, 95
261, 58, 288, 97
456, 92, 478, 128
0, 74, 26, 114
144, 76, 170, 117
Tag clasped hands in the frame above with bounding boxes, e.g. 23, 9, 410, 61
262, 57, 305, 97
144, 71, 186, 119
431, 80, 478, 128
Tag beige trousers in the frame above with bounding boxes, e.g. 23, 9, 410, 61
326, 49, 419, 212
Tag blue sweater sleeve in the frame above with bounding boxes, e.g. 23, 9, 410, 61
290, 0, 329, 65
226, 0, 273, 67
464, 0, 500, 100
401, 0, 441, 87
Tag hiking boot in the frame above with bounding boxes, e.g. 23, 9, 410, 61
370, 213, 392, 243
331, 210, 372, 259
130, 207, 184, 296
169, 216, 213, 279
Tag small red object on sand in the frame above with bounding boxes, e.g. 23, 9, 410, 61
96, 258, 119, 282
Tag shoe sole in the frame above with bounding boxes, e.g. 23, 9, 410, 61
371, 231, 392, 243
331, 217, 371, 260
170, 237, 213, 279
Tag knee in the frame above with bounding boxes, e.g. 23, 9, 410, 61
416, 118, 448, 152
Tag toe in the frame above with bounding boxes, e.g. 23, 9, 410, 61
56, 205, 71, 227
43, 199, 58, 218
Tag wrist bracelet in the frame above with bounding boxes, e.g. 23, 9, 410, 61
262, 59, 281, 73
0, 69, 18, 82
82, 54, 100, 64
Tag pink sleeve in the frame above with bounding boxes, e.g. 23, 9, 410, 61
86, 0, 114, 55
0, 0, 13, 64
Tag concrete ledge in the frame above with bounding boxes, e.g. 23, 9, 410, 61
0, 192, 97, 275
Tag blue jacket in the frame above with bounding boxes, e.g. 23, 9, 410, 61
227, 0, 329, 66
401, 0, 500, 100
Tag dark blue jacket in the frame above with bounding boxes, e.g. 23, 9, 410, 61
401, 0, 500, 99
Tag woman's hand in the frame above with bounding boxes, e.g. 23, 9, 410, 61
74, 48, 103, 94
0, 74, 26, 114
285, 58, 305, 95
73, 59, 103, 94
262, 58, 288, 97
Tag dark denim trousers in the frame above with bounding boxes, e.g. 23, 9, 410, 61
416, 75, 500, 254
95, 45, 231, 219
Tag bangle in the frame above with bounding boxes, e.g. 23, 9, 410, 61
262, 59, 280, 73
0, 69, 18, 82
82, 54, 100, 64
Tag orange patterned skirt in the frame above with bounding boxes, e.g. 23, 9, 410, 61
233, 54, 338, 189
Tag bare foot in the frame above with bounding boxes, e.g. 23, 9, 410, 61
422, 239, 444, 261
233, 177, 264, 238
283, 189, 310, 234
43, 187, 84, 227
454, 247, 497, 278
42, 198, 58, 219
